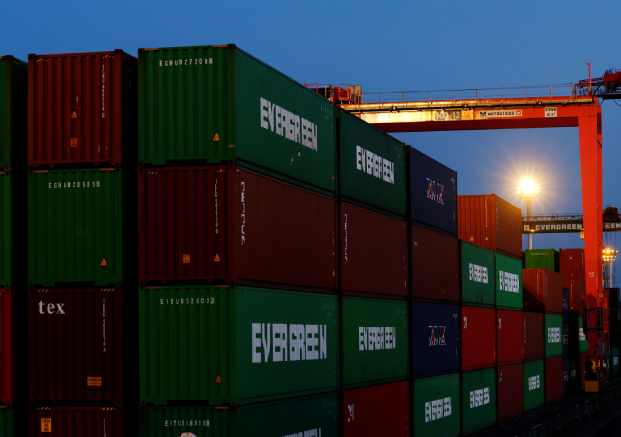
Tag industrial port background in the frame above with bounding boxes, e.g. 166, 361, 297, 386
2, 0, 620, 274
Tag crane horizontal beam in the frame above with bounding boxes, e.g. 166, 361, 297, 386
523, 215, 621, 234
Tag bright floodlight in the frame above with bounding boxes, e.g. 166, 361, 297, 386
517, 177, 540, 198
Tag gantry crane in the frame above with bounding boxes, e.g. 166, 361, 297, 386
310, 67, 620, 391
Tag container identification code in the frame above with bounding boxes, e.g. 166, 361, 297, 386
358, 326, 396, 351
260, 97, 318, 151
355, 146, 395, 184
469, 387, 490, 409
159, 296, 216, 305
498, 270, 520, 293
252, 322, 328, 363
425, 397, 452, 423
47, 180, 102, 190
528, 375, 541, 391
468, 263, 489, 284
282, 428, 322, 437
159, 57, 214, 67
163, 418, 210, 428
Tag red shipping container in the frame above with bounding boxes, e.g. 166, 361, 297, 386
341, 202, 408, 297
568, 279, 586, 313
458, 194, 522, 258
560, 249, 584, 289
524, 312, 544, 361
545, 357, 564, 402
139, 165, 337, 291
28, 288, 123, 404
343, 381, 410, 437
411, 223, 459, 303
497, 363, 523, 423
28, 51, 136, 167
497, 309, 524, 365
523, 269, 562, 313
29, 407, 122, 437
462, 306, 496, 370
0, 289, 12, 406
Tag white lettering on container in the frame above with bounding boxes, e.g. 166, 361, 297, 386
260, 97, 318, 151
282, 428, 322, 437
425, 397, 453, 423
358, 326, 396, 351
355, 145, 395, 184
469, 387, 490, 409
548, 327, 561, 344
425, 178, 445, 205
428, 325, 447, 347
47, 180, 102, 189
252, 323, 327, 364
499, 270, 520, 293
159, 297, 215, 305
469, 263, 489, 284
528, 375, 541, 391
158, 57, 214, 67
162, 418, 210, 428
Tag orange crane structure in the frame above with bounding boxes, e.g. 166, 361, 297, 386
317, 69, 621, 389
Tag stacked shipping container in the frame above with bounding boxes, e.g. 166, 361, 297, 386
26, 50, 137, 436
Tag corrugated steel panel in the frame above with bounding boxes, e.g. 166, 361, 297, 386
460, 242, 494, 306
28, 169, 124, 286
524, 312, 544, 361
462, 306, 496, 370
524, 249, 558, 272
343, 381, 410, 437
495, 253, 522, 309
412, 374, 460, 437
411, 302, 460, 378
545, 357, 563, 402
458, 194, 522, 258
523, 360, 544, 411
561, 248, 586, 312
0, 290, 12, 406
341, 202, 407, 297
411, 224, 459, 303
0, 56, 27, 170
409, 147, 458, 235
338, 110, 407, 215
141, 393, 338, 436
0, 408, 14, 437
140, 286, 338, 404
28, 51, 136, 167
138, 45, 336, 192
497, 364, 522, 423
545, 314, 563, 357
497, 309, 524, 365
342, 297, 409, 387
523, 269, 562, 313
28, 288, 123, 404
0, 174, 12, 287
461, 368, 496, 434
29, 407, 122, 437
139, 165, 336, 290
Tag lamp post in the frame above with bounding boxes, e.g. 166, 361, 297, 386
602, 246, 618, 288
517, 177, 540, 250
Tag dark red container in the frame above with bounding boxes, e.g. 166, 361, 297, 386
523, 269, 562, 313
561, 249, 586, 312
497, 309, 524, 365
28, 288, 123, 404
411, 223, 459, 303
497, 363, 523, 423
462, 306, 496, 370
567, 279, 586, 313
139, 165, 337, 291
28, 51, 136, 167
343, 381, 410, 437
524, 312, 544, 361
458, 194, 522, 258
545, 357, 564, 402
0, 289, 12, 406
341, 202, 408, 297
29, 407, 122, 436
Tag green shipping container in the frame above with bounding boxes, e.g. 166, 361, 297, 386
140, 393, 338, 436
342, 297, 409, 387
461, 368, 496, 434
0, 56, 27, 170
338, 110, 407, 215
545, 314, 563, 357
413, 373, 461, 437
524, 249, 558, 272
495, 253, 523, 309
0, 408, 14, 437
579, 316, 588, 353
523, 360, 544, 411
140, 286, 338, 405
461, 242, 495, 306
0, 174, 11, 286
139, 45, 336, 192
28, 169, 123, 286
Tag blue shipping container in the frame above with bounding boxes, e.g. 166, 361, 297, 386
409, 147, 458, 235
412, 302, 460, 377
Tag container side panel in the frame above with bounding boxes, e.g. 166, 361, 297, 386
524, 249, 559, 272
497, 309, 525, 365
0, 408, 14, 437
523, 360, 545, 411
524, 312, 545, 361
545, 357, 564, 402
412, 374, 460, 437
545, 313, 563, 357
461, 368, 497, 435
497, 364, 523, 423
462, 306, 496, 371
0, 176, 12, 286
0, 290, 13, 405
460, 242, 495, 306
29, 407, 122, 437
495, 253, 523, 309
